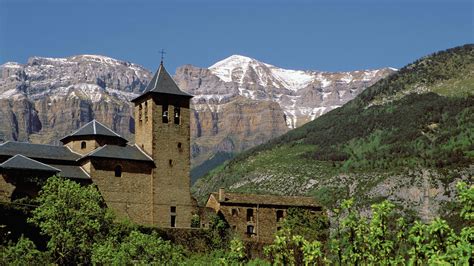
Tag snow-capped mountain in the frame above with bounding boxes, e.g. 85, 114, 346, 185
0, 54, 395, 169
181, 55, 395, 128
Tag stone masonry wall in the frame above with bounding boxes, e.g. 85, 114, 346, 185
87, 158, 154, 225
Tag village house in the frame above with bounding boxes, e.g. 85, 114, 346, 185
205, 188, 323, 243
0, 60, 324, 241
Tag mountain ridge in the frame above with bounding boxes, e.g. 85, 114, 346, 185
0, 54, 394, 175
192, 44, 474, 222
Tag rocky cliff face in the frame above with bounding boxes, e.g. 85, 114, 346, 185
0, 56, 150, 145
0, 54, 394, 167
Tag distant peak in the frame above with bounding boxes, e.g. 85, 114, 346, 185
209, 54, 260, 69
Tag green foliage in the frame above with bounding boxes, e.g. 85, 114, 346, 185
281, 208, 329, 242
0, 236, 47, 266
28, 176, 114, 265
265, 182, 473, 265
91, 230, 184, 265
208, 213, 231, 249
457, 181, 474, 221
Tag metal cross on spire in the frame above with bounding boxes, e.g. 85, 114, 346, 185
159, 49, 166, 64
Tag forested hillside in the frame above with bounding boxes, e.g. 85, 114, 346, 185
193, 44, 474, 222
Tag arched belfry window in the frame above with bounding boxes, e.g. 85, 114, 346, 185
81, 141, 86, 149
162, 104, 169, 123
114, 165, 122, 177
174, 107, 180, 125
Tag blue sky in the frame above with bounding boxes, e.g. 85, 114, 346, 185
0, 0, 472, 73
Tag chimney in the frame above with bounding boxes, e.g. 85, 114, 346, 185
218, 188, 225, 202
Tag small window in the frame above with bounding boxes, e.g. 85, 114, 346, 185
139, 104, 143, 123
247, 225, 254, 235
177, 142, 182, 149
174, 106, 180, 125
231, 208, 238, 217
171, 215, 176, 228
169, 159, 173, 167
162, 105, 169, 123
247, 209, 254, 222
81, 141, 86, 149
170, 206, 176, 213
114, 165, 122, 177
276, 210, 284, 222
144, 102, 148, 122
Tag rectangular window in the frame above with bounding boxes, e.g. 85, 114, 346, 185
174, 106, 180, 125
144, 102, 148, 122
247, 225, 254, 235
138, 104, 143, 123
246, 208, 254, 222
171, 215, 176, 228
162, 104, 169, 123
276, 210, 284, 222
170, 206, 176, 213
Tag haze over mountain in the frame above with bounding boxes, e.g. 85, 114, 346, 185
0, 54, 393, 175
192, 44, 474, 223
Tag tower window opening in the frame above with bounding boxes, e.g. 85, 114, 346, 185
169, 159, 173, 167
81, 141, 86, 149
174, 106, 180, 125
138, 104, 143, 123
144, 101, 148, 122
177, 142, 182, 150
162, 105, 169, 123
114, 165, 122, 177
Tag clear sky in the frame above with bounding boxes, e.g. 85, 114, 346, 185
0, 0, 472, 73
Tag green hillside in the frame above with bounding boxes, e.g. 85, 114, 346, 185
192, 44, 474, 219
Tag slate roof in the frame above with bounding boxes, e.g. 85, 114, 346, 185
131, 63, 193, 102
211, 192, 321, 208
0, 154, 61, 173
82, 144, 153, 162
60, 120, 127, 143
50, 164, 90, 180
0, 141, 81, 162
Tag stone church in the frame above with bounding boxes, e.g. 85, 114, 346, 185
0, 61, 323, 237
0, 62, 196, 228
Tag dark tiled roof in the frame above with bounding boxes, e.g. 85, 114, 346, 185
60, 120, 127, 143
211, 192, 321, 208
50, 164, 90, 180
83, 144, 153, 162
0, 141, 81, 162
0, 154, 61, 172
132, 63, 193, 102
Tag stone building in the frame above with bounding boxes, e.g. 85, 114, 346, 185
205, 188, 323, 243
0, 60, 324, 236
0, 62, 197, 228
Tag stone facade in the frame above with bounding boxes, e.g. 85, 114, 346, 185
206, 189, 324, 243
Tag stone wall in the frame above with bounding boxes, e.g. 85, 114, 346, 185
86, 157, 155, 225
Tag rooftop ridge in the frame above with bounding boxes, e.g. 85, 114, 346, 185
134, 143, 153, 161
0, 154, 61, 172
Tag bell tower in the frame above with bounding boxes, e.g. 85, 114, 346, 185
131, 62, 195, 228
